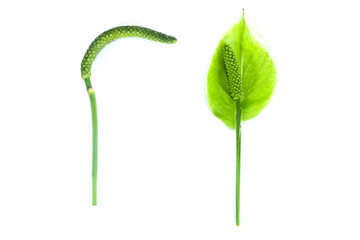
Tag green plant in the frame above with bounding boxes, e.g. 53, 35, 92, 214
206, 11, 277, 225
81, 26, 176, 205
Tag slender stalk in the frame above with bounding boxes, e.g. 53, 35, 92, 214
88, 87, 98, 206
235, 12, 244, 225
235, 99, 242, 226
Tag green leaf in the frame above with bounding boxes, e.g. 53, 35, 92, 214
207, 13, 277, 129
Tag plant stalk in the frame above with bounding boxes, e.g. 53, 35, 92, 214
87, 86, 98, 206
235, 99, 242, 226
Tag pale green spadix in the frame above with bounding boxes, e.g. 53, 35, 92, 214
206, 11, 277, 226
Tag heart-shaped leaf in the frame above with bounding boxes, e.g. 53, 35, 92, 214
207, 13, 276, 129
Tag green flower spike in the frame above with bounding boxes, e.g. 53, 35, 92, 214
206, 10, 277, 225
81, 26, 176, 206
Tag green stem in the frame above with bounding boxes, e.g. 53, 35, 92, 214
88, 87, 98, 206
235, 99, 241, 226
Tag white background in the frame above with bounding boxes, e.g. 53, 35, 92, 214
1, 0, 360, 239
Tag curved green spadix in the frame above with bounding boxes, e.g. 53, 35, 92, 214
80, 26, 176, 206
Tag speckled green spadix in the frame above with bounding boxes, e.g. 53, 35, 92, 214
222, 44, 244, 100
81, 25, 177, 80
206, 10, 277, 226
80, 25, 176, 206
